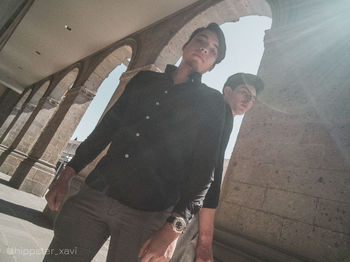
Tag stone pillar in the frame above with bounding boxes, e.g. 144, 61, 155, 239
0, 87, 20, 127
0, 102, 36, 148
213, 1, 350, 261
8, 86, 95, 196
0, 89, 31, 139
0, 96, 60, 177
15, 96, 60, 154
0, 82, 49, 173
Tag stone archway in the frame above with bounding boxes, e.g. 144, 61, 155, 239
10, 44, 133, 196
10, 68, 80, 156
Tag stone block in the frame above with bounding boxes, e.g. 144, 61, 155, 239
300, 122, 333, 145
18, 180, 36, 195
263, 189, 317, 224
227, 159, 274, 188
280, 219, 350, 262
215, 201, 240, 231
238, 121, 304, 145
0, 162, 16, 176
274, 143, 325, 169
315, 199, 350, 234
32, 182, 48, 197
33, 169, 54, 186
233, 142, 324, 170
320, 142, 350, 171
236, 207, 283, 247
224, 181, 266, 210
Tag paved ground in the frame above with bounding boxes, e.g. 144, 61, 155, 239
0, 173, 109, 262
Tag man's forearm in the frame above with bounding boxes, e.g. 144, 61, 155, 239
198, 208, 216, 245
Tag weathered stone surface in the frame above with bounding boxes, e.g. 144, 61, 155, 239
225, 181, 266, 210
263, 189, 317, 224
314, 199, 350, 234
235, 207, 283, 247
280, 220, 350, 262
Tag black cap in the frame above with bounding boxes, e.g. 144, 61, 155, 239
184, 23, 226, 64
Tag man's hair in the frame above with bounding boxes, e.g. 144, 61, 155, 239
223, 73, 264, 95
184, 23, 226, 64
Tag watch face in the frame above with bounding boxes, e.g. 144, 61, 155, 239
173, 217, 186, 233
175, 221, 183, 231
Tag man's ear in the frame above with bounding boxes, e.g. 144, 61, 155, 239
223, 86, 231, 96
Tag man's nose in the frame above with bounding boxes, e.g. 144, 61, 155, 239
200, 46, 208, 54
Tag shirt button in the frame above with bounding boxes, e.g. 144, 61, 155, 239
136, 132, 140, 137
155, 102, 160, 106
145, 115, 150, 119
124, 154, 130, 158
164, 90, 168, 94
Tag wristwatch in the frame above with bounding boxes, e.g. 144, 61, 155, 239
166, 215, 187, 233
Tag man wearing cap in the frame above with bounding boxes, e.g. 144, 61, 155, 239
171, 73, 264, 262
44, 23, 228, 262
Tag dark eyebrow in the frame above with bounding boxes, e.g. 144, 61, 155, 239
242, 86, 256, 99
196, 33, 219, 50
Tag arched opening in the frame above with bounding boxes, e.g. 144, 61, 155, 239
49, 67, 80, 102
70, 45, 131, 142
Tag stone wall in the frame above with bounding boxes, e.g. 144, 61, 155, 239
214, 1, 350, 261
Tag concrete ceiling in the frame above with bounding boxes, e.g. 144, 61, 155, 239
0, 0, 197, 92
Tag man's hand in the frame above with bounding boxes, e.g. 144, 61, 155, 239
195, 242, 213, 262
138, 223, 180, 262
45, 166, 76, 211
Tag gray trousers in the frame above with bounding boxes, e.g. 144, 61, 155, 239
43, 185, 172, 262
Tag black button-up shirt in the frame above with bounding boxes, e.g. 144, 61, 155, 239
67, 65, 231, 221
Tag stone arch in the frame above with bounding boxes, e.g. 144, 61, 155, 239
48, 67, 80, 102
83, 44, 133, 94
0, 88, 32, 138
4, 67, 80, 157
154, 0, 272, 70
9, 44, 134, 196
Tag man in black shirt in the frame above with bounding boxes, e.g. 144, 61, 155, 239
171, 73, 264, 262
44, 23, 228, 262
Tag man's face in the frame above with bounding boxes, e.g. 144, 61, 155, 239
182, 29, 219, 73
224, 84, 257, 116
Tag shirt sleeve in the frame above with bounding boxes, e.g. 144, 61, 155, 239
172, 92, 227, 222
66, 71, 142, 173
203, 103, 233, 209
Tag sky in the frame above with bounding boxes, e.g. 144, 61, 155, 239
71, 16, 272, 159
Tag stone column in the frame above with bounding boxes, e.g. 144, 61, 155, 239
0, 102, 36, 148
0, 96, 60, 176
0, 87, 20, 127
0, 82, 49, 164
0, 89, 31, 139
213, 2, 350, 261
9, 86, 95, 196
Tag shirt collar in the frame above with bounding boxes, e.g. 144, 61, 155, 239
165, 64, 202, 86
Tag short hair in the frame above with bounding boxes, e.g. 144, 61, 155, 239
184, 23, 226, 64
223, 73, 264, 95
